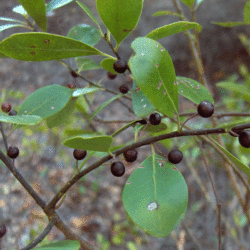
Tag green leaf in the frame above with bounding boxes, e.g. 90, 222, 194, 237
12, 5, 27, 15
67, 24, 102, 46
129, 37, 178, 117
152, 11, 182, 18
46, 98, 76, 128
0, 33, 103, 61
18, 0, 47, 31
96, 0, 143, 46
17, 85, 72, 119
100, 58, 117, 74
244, 0, 250, 24
0, 24, 25, 32
212, 22, 246, 27
122, 154, 188, 237
89, 93, 124, 124
132, 81, 155, 117
76, 1, 100, 28
46, 0, 74, 12
176, 77, 214, 104
180, 0, 195, 7
146, 21, 202, 41
212, 140, 250, 178
76, 57, 102, 72
0, 114, 42, 125
0, 17, 23, 23
72, 86, 99, 97
35, 240, 80, 250
63, 134, 113, 152
216, 81, 250, 102
0, 52, 8, 58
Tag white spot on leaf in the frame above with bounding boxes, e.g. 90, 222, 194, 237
156, 42, 159, 47
126, 181, 131, 184
141, 99, 144, 102
143, 104, 147, 108
147, 201, 158, 211
160, 48, 164, 52
157, 81, 162, 90
51, 106, 55, 110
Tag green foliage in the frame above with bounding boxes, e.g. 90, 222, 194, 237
34, 240, 80, 249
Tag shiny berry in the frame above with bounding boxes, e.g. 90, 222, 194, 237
197, 101, 214, 118
123, 149, 138, 163
7, 146, 19, 159
149, 113, 161, 126
73, 149, 87, 160
113, 59, 127, 74
8, 110, 17, 116
138, 119, 147, 125
0, 224, 7, 238
110, 161, 125, 177
119, 84, 129, 94
107, 71, 117, 80
1, 102, 12, 113
168, 150, 183, 164
70, 70, 78, 78
238, 130, 250, 148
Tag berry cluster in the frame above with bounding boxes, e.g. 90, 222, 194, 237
1, 102, 17, 116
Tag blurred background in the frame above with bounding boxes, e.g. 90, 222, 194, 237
0, 0, 250, 249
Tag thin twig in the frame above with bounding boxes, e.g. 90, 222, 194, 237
0, 122, 8, 151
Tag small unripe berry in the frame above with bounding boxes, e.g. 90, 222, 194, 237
73, 149, 87, 160
113, 59, 127, 74
67, 82, 76, 89
168, 150, 183, 164
1, 102, 12, 113
110, 161, 125, 177
119, 84, 129, 94
107, 71, 117, 80
8, 110, 17, 116
149, 113, 161, 126
238, 130, 250, 148
7, 146, 19, 159
0, 224, 7, 238
197, 101, 214, 118
123, 149, 138, 163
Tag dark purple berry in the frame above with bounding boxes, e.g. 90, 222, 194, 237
197, 101, 214, 118
73, 149, 87, 160
238, 130, 250, 148
107, 71, 117, 80
168, 150, 183, 164
70, 70, 78, 78
8, 110, 17, 116
1, 102, 12, 113
123, 149, 138, 163
138, 119, 147, 125
0, 224, 7, 238
119, 84, 129, 94
149, 113, 161, 126
111, 161, 125, 177
7, 146, 19, 159
113, 59, 127, 74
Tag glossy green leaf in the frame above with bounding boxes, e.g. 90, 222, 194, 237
100, 58, 117, 74
46, 0, 74, 12
129, 37, 178, 117
180, 0, 195, 7
63, 134, 113, 152
89, 93, 124, 124
35, 240, 80, 250
0, 114, 42, 125
122, 154, 188, 237
72, 86, 99, 97
146, 21, 202, 41
96, 0, 143, 46
76, 1, 100, 27
244, 0, 250, 24
176, 77, 214, 104
67, 24, 101, 46
0, 24, 25, 32
0, 33, 103, 61
12, 5, 27, 15
213, 140, 250, 178
76, 57, 102, 72
152, 11, 182, 18
18, 0, 47, 31
132, 81, 155, 117
46, 98, 76, 128
212, 22, 246, 27
17, 85, 72, 119
217, 81, 250, 102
